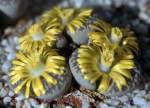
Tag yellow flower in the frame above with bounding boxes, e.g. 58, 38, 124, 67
77, 45, 134, 92
19, 18, 62, 52
89, 19, 138, 54
9, 49, 65, 98
42, 7, 93, 34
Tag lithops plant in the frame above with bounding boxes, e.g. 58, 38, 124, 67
7, 6, 139, 101
9, 48, 71, 100
19, 18, 62, 52
41, 7, 93, 45
88, 19, 138, 55
70, 44, 135, 93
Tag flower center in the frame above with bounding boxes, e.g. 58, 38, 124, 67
99, 63, 110, 73
29, 24, 44, 41
30, 61, 45, 77
32, 32, 44, 41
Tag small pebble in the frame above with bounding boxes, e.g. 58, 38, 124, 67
1, 61, 11, 73
7, 52, 16, 61
2, 75, 9, 80
133, 96, 147, 106
15, 95, 25, 101
100, 103, 109, 108
4, 27, 14, 35
8, 91, 14, 97
24, 100, 31, 108
144, 94, 150, 101
66, 106, 73, 108
133, 89, 140, 94
1, 39, 7, 46
3, 96, 12, 104
119, 95, 128, 102
0, 88, 8, 97
105, 99, 120, 106
135, 90, 146, 97
16, 101, 21, 108
29, 98, 39, 107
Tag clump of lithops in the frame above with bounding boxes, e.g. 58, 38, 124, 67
70, 19, 138, 93
9, 6, 138, 100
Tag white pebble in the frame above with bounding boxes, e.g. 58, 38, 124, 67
16, 101, 21, 108
144, 94, 150, 101
0, 88, 8, 97
24, 100, 31, 108
2, 75, 8, 80
7, 52, 16, 61
3, 96, 12, 104
1, 61, 11, 73
100, 103, 109, 108
29, 98, 39, 107
119, 96, 128, 102
39, 103, 49, 108
8, 91, 14, 97
133, 89, 140, 94
66, 106, 73, 108
104, 99, 112, 104
1, 39, 7, 46
15, 95, 25, 101
135, 90, 146, 97
105, 99, 120, 106
5, 46, 14, 53
133, 96, 147, 106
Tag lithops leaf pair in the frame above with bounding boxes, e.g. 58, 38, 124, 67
9, 48, 71, 99
89, 19, 138, 55
69, 19, 138, 93
41, 7, 93, 45
19, 18, 62, 52
9, 6, 139, 99
70, 45, 135, 92
9, 7, 73, 100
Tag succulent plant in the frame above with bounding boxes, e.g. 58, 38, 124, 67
41, 7, 93, 44
9, 48, 71, 99
8, 6, 139, 100
75, 45, 134, 92
89, 19, 138, 55
19, 18, 62, 52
